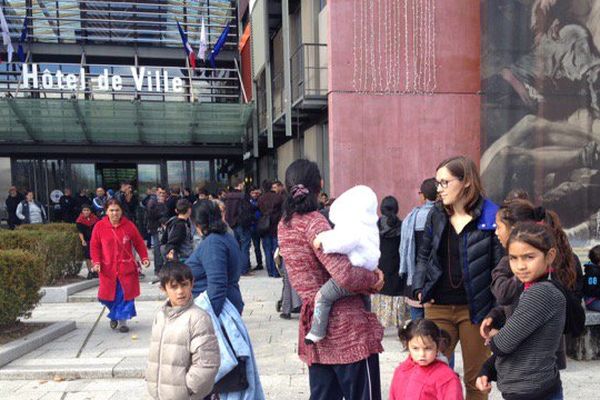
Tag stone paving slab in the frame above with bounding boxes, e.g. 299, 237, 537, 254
1, 262, 600, 398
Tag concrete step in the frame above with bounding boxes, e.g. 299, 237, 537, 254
0, 357, 146, 380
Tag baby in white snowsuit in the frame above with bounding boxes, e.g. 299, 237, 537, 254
306, 185, 381, 344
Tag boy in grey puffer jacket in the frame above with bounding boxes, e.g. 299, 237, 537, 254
146, 262, 220, 400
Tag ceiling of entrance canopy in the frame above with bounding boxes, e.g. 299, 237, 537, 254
0, 98, 254, 146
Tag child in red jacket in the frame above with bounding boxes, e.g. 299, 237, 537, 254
389, 319, 463, 400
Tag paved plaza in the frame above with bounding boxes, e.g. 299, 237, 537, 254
1, 265, 600, 399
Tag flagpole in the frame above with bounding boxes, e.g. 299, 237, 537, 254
234, 57, 248, 103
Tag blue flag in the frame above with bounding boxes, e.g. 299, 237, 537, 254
17, 17, 27, 63
209, 23, 230, 68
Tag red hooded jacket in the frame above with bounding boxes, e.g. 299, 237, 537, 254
90, 216, 149, 301
389, 356, 463, 400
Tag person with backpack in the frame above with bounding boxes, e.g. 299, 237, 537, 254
161, 199, 194, 263
477, 222, 583, 400
583, 245, 600, 312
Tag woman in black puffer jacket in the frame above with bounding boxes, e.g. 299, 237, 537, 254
412, 156, 504, 400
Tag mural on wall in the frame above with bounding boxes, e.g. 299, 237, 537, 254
481, 0, 600, 245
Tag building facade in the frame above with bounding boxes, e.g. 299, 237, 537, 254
0, 0, 251, 218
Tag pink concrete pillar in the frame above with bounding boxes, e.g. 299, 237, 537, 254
327, 0, 481, 215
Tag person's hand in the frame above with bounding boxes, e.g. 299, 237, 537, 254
141, 259, 150, 268
417, 291, 434, 305
81, 240, 87, 246
476, 376, 492, 393
166, 250, 175, 260
92, 264, 101, 273
312, 237, 322, 250
480, 317, 494, 340
372, 269, 385, 291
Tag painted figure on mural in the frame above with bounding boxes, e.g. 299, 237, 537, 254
481, 0, 600, 244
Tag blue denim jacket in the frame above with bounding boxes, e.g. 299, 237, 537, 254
195, 292, 265, 400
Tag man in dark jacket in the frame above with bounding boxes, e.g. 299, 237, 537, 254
5, 186, 24, 229
224, 182, 254, 275
59, 188, 78, 223
258, 180, 285, 278
147, 186, 169, 281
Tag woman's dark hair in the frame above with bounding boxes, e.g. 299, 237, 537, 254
282, 159, 322, 222
158, 261, 194, 289
192, 199, 227, 235
104, 198, 123, 211
508, 222, 575, 289
261, 179, 272, 193
498, 200, 577, 289
176, 199, 191, 215
589, 245, 600, 266
380, 196, 400, 227
398, 319, 451, 353
436, 156, 484, 216
504, 188, 529, 203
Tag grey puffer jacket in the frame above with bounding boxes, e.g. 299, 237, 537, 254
146, 299, 220, 400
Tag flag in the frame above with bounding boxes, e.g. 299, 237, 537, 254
17, 16, 27, 63
0, 6, 14, 63
177, 21, 196, 69
198, 17, 208, 62
209, 23, 230, 68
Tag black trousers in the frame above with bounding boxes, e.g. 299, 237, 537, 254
308, 353, 381, 400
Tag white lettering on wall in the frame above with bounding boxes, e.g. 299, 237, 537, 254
20, 64, 186, 94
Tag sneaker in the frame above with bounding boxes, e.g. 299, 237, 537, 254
110, 320, 118, 330
254, 265, 264, 271
119, 325, 130, 333
279, 313, 291, 320
304, 332, 324, 345
276, 300, 282, 313
291, 306, 301, 314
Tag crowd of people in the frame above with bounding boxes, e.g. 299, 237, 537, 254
4, 154, 597, 400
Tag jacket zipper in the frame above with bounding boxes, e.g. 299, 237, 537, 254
156, 314, 167, 400
462, 232, 476, 322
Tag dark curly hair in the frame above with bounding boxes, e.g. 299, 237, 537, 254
398, 319, 451, 353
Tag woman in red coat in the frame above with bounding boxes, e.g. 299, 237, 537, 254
91, 199, 149, 332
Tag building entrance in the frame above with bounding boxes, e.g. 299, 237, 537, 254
97, 163, 138, 191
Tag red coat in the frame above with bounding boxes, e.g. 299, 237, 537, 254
389, 357, 463, 400
90, 216, 149, 302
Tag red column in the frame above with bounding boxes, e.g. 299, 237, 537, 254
327, 0, 481, 215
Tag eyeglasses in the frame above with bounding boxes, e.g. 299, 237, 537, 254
435, 178, 461, 189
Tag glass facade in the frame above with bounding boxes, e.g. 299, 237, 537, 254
138, 164, 161, 194
192, 161, 210, 189
70, 163, 96, 193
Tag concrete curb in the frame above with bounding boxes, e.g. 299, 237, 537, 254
68, 293, 164, 303
0, 359, 145, 380
40, 279, 99, 303
0, 321, 76, 368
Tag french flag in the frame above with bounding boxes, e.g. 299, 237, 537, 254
177, 21, 196, 69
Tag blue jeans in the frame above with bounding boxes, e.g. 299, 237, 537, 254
262, 234, 280, 277
234, 225, 252, 274
545, 383, 564, 400
410, 306, 425, 321
585, 297, 600, 312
